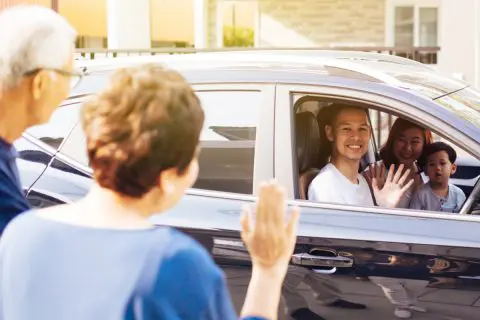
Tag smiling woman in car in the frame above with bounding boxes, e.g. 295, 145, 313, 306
0, 63, 299, 320
364, 118, 434, 208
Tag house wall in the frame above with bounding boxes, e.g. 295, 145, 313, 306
437, 0, 477, 87
150, 0, 194, 44
0, 0, 49, 10
0, 0, 196, 45
59, 0, 107, 37
208, 0, 385, 47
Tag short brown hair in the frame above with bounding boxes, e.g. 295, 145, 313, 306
81, 64, 204, 198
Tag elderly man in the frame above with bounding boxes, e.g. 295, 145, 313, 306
0, 5, 78, 231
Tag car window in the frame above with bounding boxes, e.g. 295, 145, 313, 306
60, 90, 261, 195
25, 103, 82, 150
59, 120, 88, 166
194, 90, 260, 194
292, 95, 480, 213
369, 110, 480, 195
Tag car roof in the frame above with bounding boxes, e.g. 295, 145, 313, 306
75, 50, 468, 100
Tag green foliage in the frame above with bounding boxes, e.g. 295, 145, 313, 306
223, 25, 254, 47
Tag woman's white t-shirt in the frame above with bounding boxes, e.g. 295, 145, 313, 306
308, 163, 374, 207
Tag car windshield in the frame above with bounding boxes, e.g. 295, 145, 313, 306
434, 86, 480, 128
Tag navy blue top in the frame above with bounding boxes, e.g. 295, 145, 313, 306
0, 211, 267, 320
0, 138, 29, 232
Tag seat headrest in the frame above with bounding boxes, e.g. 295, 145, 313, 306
296, 112, 321, 173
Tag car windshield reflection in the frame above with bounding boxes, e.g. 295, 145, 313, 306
435, 87, 480, 128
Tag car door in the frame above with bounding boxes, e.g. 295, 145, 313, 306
272, 83, 480, 320
28, 82, 279, 313
149, 83, 277, 312
14, 135, 54, 198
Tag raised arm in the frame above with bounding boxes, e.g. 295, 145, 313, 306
240, 181, 300, 319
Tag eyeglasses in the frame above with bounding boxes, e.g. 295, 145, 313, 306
23, 67, 84, 89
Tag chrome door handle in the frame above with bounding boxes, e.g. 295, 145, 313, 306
291, 253, 353, 268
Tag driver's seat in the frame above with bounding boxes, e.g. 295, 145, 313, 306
296, 112, 321, 200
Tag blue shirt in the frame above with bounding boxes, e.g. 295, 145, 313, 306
0, 211, 267, 320
0, 138, 30, 232
409, 182, 466, 213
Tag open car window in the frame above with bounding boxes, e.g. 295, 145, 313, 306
291, 95, 480, 216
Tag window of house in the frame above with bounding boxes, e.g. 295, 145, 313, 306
389, 1, 439, 46
387, 0, 440, 63
217, 0, 258, 48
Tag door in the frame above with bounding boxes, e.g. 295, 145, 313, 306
26, 83, 282, 315
149, 84, 277, 313
273, 83, 480, 319
14, 136, 54, 198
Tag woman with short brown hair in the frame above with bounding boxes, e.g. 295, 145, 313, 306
0, 64, 299, 320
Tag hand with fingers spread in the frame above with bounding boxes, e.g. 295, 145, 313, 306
240, 181, 300, 320
364, 162, 387, 190
241, 181, 299, 271
372, 164, 414, 208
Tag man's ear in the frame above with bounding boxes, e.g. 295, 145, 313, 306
31, 70, 50, 100
325, 125, 334, 142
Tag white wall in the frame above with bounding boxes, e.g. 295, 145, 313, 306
107, 0, 151, 49
438, 0, 477, 87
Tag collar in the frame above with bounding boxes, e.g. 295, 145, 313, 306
0, 137, 18, 160
427, 183, 452, 201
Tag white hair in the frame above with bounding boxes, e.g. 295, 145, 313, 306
0, 5, 77, 90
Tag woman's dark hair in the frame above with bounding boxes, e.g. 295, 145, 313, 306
418, 141, 457, 169
379, 118, 433, 168
81, 64, 205, 198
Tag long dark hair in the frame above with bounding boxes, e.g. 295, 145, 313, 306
379, 118, 433, 168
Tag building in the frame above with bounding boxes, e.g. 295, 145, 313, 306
196, 0, 480, 88
1, 0, 480, 88
0, 0, 196, 48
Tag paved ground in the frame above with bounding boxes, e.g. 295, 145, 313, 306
224, 268, 480, 320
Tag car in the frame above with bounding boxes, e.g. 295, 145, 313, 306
16, 51, 480, 319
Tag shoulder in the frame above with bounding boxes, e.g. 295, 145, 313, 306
1, 209, 38, 237
411, 183, 430, 201
450, 184, 466, 200
156, 228, 223, 283
415, 183, 430, 194
309, 165, 337, 195
0, 210, 40, 256
311, 164, 336, 185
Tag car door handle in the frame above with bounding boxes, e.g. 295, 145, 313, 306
291, 253, 353, 268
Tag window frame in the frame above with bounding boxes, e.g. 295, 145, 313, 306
275, 83, 480, 220
385, 0, 441, 47
22, 98, 85, 157
191, 83, 275, 195
57, 83, 276, 197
